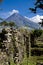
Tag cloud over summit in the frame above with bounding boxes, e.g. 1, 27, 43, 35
9, 9, 19, 15
30, 15, 43, 23
25, 15, 43, 23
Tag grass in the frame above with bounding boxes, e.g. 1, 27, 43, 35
10, 59, 16, 65
19, 55, 43, 65
20, 57, 36, 65
9, 51, 43, 65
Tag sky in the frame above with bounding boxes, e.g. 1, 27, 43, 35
0, 0, 43, 23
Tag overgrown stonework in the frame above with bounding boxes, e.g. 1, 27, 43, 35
0, 28, 30, 65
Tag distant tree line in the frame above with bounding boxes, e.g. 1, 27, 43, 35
0, 21, 16, 27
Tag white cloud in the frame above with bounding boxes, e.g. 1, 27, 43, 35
29, 15, 43, 23
9, 9, 19, 15
25, 15, 43, 23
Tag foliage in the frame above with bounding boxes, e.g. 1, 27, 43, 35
30, 29, 42, 47
41, 19, 43, 27
25, 36, 29, 57
0, 21, 16, 28
0, 28, 7, 42
29, 0, 43, 13
32, 29, 42, 38
0, 21, 8, 26
20, 57, 36, 65
0, 42, 2, 48
2, 28, 8, 34
38, 19, 43, 27
8, 21, 16, 27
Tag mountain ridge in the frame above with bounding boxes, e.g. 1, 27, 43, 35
6, 13, 41, 29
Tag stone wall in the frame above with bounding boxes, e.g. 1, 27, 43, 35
0, 28, 30, 65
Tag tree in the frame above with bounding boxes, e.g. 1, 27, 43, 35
0, 21, 8, 26
9, 21, 16, 27
39, 19, 43, 27
30, 29, 42, 47
29, 0, 43, 13
0, 28, 7, 42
